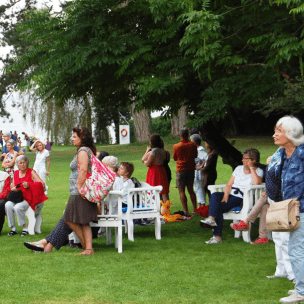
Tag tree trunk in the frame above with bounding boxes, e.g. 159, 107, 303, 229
171, 106, 189, 136
131, 103, 152, 142
199, 120, 242, 170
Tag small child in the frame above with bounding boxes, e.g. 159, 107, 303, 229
190, 134, 208, 208
118, 162, 135, 206
105, 161, 135, 213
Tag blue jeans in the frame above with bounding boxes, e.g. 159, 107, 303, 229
209, 192, 243, 236
289, 213, 304, 296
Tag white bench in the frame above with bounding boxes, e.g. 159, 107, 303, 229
90, 190, 124, 253
122, 182, 162, 242
25, 203, 44, 235
208, 184, 267, 243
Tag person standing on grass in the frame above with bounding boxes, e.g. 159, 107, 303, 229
190, 134, 208, 208
173, 128, 198, 216
30, 140, 50, 194
142, 134, 169, 203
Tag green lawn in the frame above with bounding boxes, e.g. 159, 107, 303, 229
0, 137, 291, 304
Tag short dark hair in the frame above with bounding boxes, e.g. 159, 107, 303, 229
97, 151, 109, 161
243, 148, 260, 165
120, 162, 134, 178
190, 128, 199, 135
180, 128, 189, 139
150, 134, 162, 149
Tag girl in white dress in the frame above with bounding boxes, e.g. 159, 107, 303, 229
30, 140, 50, 193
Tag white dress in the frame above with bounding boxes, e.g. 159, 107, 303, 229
33, 149, 50, 193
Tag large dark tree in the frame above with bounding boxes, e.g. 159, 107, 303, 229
5, 0, 304, 168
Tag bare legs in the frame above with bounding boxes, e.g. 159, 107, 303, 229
178, 183, 197, 214
65, 221, 94, 255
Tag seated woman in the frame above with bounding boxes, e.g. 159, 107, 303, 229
5, 155, 47, 236
24, 156, 119, 252
200, 149, 263, 244
2, 139, 18, 180
0, 171, 12, 235
230, 191, 269, 244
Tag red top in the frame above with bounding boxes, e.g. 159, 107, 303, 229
0, 177, 11, 200
173, 139, 197, 172
13, 169, 48, 210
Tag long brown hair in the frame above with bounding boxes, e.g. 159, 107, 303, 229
72, 127, 96, 156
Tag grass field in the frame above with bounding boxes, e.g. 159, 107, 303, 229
0, 137, 292, 304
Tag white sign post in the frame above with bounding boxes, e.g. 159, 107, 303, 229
119, 125, 130, 145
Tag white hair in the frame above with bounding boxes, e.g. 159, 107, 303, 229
16, 155, 29, 165
102, 156, 119, 169
276, 116, 304, 146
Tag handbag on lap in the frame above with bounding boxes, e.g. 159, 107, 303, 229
266, 198, 300, 232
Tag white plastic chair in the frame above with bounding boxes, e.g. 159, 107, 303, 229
90, 190, 124, 253
122, 182, 162, 242
208, 183, 267, 242
25, 203, 44, 235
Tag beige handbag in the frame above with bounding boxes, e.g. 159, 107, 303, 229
266, 198, 301, 232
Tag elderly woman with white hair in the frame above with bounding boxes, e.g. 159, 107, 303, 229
264, 116, 304, 303
23, 155, 119, 253
5, 155, 47, 236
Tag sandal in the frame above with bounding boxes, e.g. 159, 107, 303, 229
7, 230, 17, 236
24, 242, 45, 252
21, 230, 29, 237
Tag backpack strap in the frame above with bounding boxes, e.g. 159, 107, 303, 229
78, 147, 92, 174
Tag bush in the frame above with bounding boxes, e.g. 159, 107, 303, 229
151, 116, 171, 137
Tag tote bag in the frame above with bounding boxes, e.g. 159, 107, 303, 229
79, 155, 116, 203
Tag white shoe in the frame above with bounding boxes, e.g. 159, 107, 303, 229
288, 290, 296, 295
205, 236, 222, 244
200, 218, 217, 227
280, 293, 304, 303
266, 274, 288, 279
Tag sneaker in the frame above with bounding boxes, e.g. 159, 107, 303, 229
280, 293, 304, 303
251, 238, 269, 245
205, 236, 222, 244
266, 274, 288, 279
288, 290, 296, 295
230, 220, 249, 231
200, 218, 217, 227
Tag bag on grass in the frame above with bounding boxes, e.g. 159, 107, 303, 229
266, 198, 300, 232
79, 154, 116, 203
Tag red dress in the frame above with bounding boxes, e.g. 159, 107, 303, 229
14, 169, 48, 210
145, 148, 169, 195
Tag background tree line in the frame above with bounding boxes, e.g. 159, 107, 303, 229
1, 0, 304, 167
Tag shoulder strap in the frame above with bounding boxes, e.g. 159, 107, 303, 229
78, 147, 92, 174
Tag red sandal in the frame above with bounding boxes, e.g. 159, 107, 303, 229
230, 220, 249, 231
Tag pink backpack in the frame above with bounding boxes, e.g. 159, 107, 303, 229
79, 154, 116, 203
